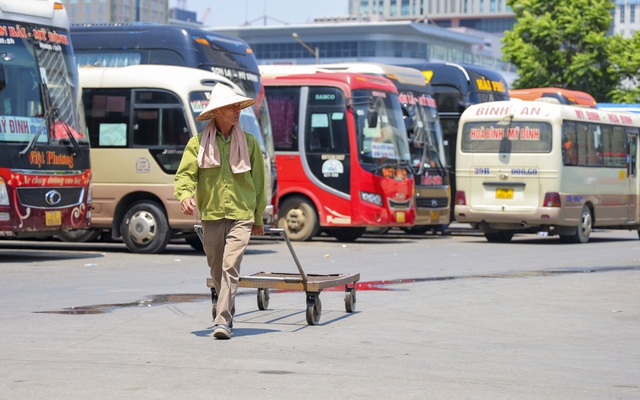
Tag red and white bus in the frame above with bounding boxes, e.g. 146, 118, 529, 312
262, 71, 415, 241
0, 1, 91, 238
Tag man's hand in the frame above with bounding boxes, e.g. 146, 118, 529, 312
251, 225, 265, 236
181, 198, 197, 215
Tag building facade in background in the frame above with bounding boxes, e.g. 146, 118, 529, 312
207, 21, 515, 84
349, 0, 640, 38
62, 0, 168, 24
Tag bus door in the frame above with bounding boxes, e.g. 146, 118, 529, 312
303, 87, 351, 202
627, 133, 638, 222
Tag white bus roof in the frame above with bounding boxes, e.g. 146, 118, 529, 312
78, 65, 244, 95
260, 63, 427, 87
462, 100, 640, 126
0, 0, 70, 30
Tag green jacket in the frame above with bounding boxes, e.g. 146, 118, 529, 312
174, 130, 267, 226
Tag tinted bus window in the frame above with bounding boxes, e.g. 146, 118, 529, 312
265, 86, 300, 151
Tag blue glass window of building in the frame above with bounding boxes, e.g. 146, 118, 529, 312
360, 0, 369, 14
401, 0, 410, 15
390, 0, 397, 16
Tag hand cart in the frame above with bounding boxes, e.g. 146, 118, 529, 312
194, 225, 360, 325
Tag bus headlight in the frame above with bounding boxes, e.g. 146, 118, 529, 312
0, 178, 9, 206
360, 191, 382, 206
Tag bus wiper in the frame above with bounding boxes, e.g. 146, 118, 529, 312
19, 106, 53, 155
21, 69, 81, 156
52, 107, 81, 156
20, 106, 81, 156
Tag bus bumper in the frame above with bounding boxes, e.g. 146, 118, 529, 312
454, 206, 577, 234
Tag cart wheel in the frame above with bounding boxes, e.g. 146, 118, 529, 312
345, 286, 356, 313
305, 293, 322, 325
211, 287, 218, 321
257, 288, 270, 310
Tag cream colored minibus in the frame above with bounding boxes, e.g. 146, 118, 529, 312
454, 100, 640, 243
65, 65, 273, 253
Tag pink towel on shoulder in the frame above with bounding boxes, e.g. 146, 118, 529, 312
197, 120, 251, 173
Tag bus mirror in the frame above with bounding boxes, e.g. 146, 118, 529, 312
0, 63, 6, 92
367, 105, 378, 128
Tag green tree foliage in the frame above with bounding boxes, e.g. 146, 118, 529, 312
607, 33, 640, 102
502, 0, 616, 102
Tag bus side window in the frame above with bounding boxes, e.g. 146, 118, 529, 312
265, 87, 299, 151
611, 127, 627, 167
576, 122, 589, 166
148, 49, 186, 67
587, 124, 602, 166
132, 90, 187, 147
83, 89, 131, 147
562, 121, 577, 166
599, 125, 612, 167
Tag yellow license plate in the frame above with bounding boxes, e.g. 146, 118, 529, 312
430, 210, 439, 222
496, 188, 514, 199
45, 210, 61, 226
396, 211, 405, 223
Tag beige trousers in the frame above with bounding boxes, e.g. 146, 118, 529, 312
202, 219, 253, 326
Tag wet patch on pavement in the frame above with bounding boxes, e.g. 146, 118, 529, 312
34, 265, 640, 314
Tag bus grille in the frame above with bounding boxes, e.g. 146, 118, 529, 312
388, 198, 411, 210
416, 197, 449, 209
16, 187, 84, 209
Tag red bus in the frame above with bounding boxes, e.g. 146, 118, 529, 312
0, 1, 91, 238
263, 72, 415, 241
509, 87, 596, 108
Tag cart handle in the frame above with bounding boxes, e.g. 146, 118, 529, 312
262, 227, 308, 283
194, 225, 308, 283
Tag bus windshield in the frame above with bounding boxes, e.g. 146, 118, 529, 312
0, 21, 86, 145
401, 92, 445, 169
354, 89, 410, 167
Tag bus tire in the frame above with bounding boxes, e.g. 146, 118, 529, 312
484, 231, 513, 243
277, 197, 319, 241
185, 236, 204, 252
570, 205, 592, 244
58, 229, 102, 243
329, 227, 366, 242
121, 201, 171, 254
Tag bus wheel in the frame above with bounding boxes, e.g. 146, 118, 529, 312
58, 229, 102, 243
277, 197, 319, 241
185, 236, 204, 252
484, 231, 513, 243
121, 201, 171, 254
330, 227, 366, 242
570, 205, 592, 244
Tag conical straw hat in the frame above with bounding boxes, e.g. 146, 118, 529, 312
196, 83, 256, 121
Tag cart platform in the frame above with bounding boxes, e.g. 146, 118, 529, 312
195, 225, 359, 325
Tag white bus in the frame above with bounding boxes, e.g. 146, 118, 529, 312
454, 100, 640, 243
64, 65, 273, 253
